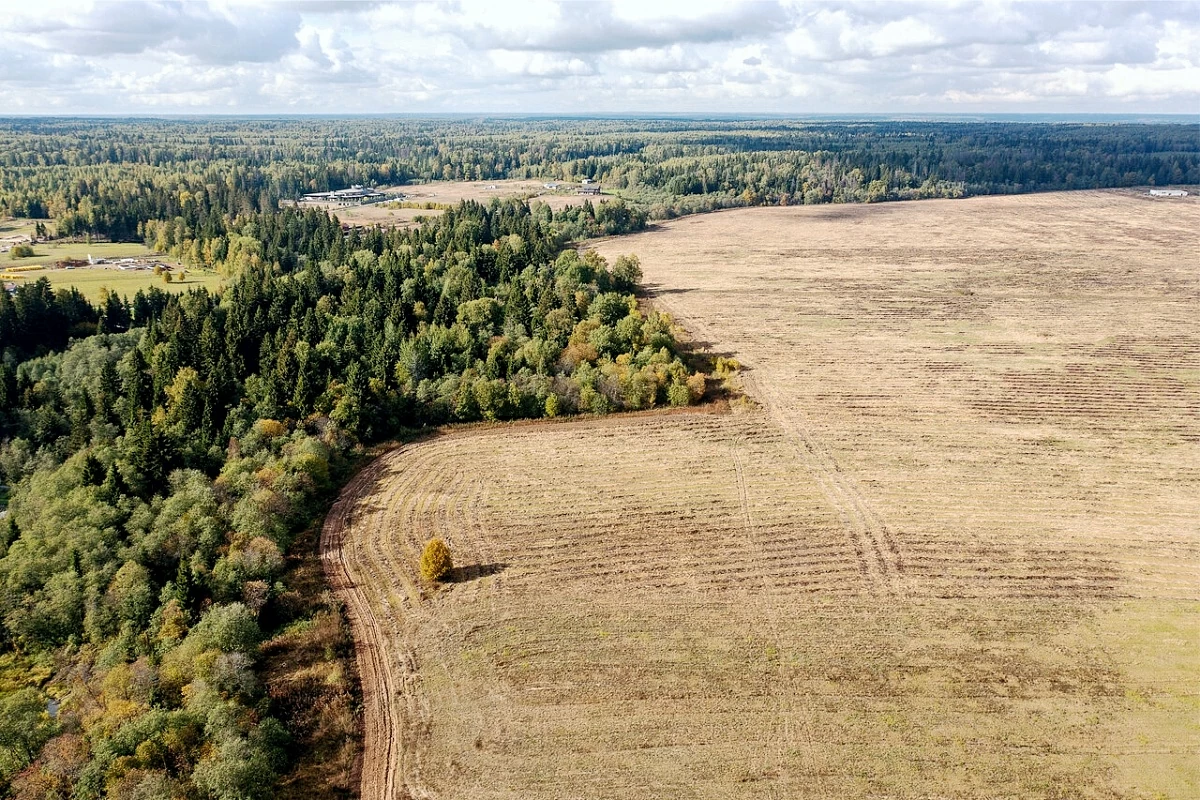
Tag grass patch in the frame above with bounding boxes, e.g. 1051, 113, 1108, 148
8, 266, 223, 302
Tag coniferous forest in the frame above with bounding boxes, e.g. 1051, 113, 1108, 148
0, 116, 1196, 799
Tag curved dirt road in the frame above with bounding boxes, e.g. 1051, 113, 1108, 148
319, 449, 427, 800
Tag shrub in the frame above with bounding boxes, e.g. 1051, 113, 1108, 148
419, 538, 453, 582
10, 244, 34, 259
714, 357, 741, 378
612, 254, 642, 291
667, 381, 691, 407
254, 419, 287, 439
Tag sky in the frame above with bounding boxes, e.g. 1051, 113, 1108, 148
1, 0, 1198, 115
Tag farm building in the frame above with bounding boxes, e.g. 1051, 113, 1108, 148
578, 183, 601, 196
300, 185, 389, 206
1148, 189, 1188, 197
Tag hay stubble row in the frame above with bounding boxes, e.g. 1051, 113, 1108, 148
324, 191, 1199, 799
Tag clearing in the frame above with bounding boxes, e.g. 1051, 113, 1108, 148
312, 180, 602, 228
324, 191, 1200, 799
1, 223, 220, 301
25, 266, 221, 302
394, 179, 591, 212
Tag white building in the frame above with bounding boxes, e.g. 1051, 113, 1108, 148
1148, 189, 1188, 197
300, 185, 388, 206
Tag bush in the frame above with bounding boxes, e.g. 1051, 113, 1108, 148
612, 254, 642, 291
10, 244, 34, 259
254, 419, 287, 439
714, 357, 741, 378
667, 381, 691, 407
419, 538, 453, 582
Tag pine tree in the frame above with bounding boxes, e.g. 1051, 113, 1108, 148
98, 463, 129, 505
95, 358, 121, 423
81, 453, 105, 486
122, 349, 153, 425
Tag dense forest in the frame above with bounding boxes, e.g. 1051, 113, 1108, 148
1, 117, 1196, 240
0, 116, 1197, 799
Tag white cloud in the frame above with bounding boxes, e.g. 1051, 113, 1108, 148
614, 45, 707, 73
9, 1, 303, 64
0, 0, 1196, 113
490, 51, 596, 78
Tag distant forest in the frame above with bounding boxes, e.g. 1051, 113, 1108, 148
1, 117, 1197, 240
0, 116, 1196, 799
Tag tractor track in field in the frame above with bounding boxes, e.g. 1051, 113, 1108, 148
645, 283, 905, 598
323, 193, 1200, 799
320, 447, 433, 800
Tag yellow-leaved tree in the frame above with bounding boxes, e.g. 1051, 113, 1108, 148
419, 538, 453, 582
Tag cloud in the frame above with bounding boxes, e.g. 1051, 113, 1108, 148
0, 0, 1196, 113
614, 45, 708, 74
490, 51, 596, 78
444, 0, 794, 53
9, 1, 304, 65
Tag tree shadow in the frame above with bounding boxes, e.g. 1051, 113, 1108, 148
642, 283, 697, 296
447, 562, 508, 583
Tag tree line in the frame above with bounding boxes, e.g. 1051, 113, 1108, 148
2, 117, 1195, 240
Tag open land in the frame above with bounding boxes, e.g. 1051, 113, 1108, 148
396, 179, 591, 211
30, 266, 223, 302
317, 180, 602, 228
324, 191, 1200, 799
3, 235, 156, 269
1, 222, 221, 301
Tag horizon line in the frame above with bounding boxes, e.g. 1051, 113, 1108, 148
2, 111, 1198, 121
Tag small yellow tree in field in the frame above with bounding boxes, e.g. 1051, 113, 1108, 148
419, 538, 453, 582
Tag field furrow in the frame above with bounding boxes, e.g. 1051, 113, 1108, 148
328, 191, 1200, 800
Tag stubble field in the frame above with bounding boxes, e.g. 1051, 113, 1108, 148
315, 180, 590, 228
324, 191, 1200, 799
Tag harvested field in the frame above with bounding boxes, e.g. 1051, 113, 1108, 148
330, 204, 443, 229
396, 179, 588, 211
324, 180, 591, 228
326, 191, 1200, 799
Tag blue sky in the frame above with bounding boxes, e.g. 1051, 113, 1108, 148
2, 0, 1198, 114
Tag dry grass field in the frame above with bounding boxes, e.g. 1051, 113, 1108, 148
395, 179, 586, 211
321, 180, 594, 228
324, 191, 1200, 799
329, 204, 443, 229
